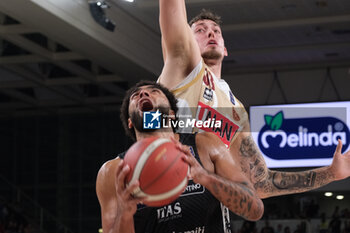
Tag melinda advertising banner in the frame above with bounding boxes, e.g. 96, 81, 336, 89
250, 101, 350, 168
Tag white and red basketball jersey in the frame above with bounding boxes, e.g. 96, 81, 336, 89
170, 60, 248, 148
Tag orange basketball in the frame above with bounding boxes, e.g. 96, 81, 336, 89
124, 137, 189, 207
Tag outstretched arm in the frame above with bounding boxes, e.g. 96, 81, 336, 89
158, 0, 201, 88
234, 132, 350, 199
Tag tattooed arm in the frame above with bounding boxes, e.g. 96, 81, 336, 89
198, 172, 264, 221
200, 172, 264, 221
174, 133, 264, 221
233, 132, 350, 199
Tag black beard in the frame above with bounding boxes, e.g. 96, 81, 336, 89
130, 105, 171, 133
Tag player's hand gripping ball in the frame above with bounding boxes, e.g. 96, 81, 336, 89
124, 137, 189, 207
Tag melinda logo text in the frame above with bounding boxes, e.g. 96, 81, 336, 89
261, 125, 346, 148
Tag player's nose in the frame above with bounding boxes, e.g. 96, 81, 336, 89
208, 30, 215, 38
139, 89, 150, 98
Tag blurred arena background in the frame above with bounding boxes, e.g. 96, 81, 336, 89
0, 0, 349, 233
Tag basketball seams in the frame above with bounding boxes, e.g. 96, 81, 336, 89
137, 176, 188, 201
130, 138, 171, 195
126, 137, 189, 206
142, 150, 183, 192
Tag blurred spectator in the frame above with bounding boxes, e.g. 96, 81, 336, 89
305, 199, 319, 218
294, 221, 307, 233
329, 215, 341, 233
319, 213, 329, 233
332, 206, 340, 219
240, 221, 257, 233
341, 208, 350, 219
343, 221, 350, 233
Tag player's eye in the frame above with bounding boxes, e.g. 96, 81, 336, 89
130, 91, 139, 99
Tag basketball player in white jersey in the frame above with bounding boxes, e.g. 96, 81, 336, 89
158, 0, 350, 199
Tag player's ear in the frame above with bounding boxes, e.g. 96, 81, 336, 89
224, 46, 228, 57
128, 118, 133, 129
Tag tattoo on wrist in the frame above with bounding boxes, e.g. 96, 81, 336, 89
272, 171, 316, 190
315, 169, 335, 185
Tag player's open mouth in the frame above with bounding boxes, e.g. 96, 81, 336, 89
207, 40, 217, 45
139, 98, 154, 112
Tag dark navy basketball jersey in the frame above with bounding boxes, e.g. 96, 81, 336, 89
118, 133, 233, 233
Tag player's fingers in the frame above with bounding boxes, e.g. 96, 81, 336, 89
177, 143, 191, 156
187, 164, 195, 180
182, 152, 196, 166
184, 146, 192, 155
171, 137, 184, 148
170, 137, 180, 146
170, 138, 192, 157
124, 180, 139, 197
130, 197, 146, 206
124, 180, 147, 204
170, 136, 176, 143
172, 139, 187, 153
335, 139, 343, 154
170, 138, 194, 163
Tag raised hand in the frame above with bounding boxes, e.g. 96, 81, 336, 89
330, 139, 350, 180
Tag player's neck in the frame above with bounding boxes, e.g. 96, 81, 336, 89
135, 130, 179, 141
204, 58, 222, 79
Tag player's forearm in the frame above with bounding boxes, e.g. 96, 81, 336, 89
203, 174, 264, 221
237, 135, 336, 199
159, 0, 190, 54
108, 214, 135, 233
159, 0, 186, 31
255, 166, 335, 199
